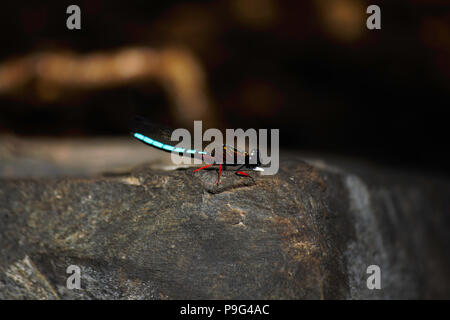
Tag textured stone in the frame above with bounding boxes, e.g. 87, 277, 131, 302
0, 149, 449, 299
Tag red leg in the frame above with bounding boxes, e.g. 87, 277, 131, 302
194, 164, 213, 172
218, 164, 222, 182
235, 169, 254, 182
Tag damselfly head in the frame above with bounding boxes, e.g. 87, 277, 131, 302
248, 148, 262, 167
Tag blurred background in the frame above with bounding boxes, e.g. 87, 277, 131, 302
0, 0, 448, 176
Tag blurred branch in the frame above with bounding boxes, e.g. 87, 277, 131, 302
0, 47, 217, 126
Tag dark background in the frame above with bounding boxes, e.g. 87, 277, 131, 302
0, 0, 448, 174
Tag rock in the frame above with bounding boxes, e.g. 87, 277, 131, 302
0, 149, 449, 299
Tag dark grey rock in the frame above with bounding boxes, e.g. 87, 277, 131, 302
0, 152, 449, 299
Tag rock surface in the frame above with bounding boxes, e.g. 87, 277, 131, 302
0, 141, 449, 299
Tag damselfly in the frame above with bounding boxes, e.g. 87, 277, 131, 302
130, 116, 264, 182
